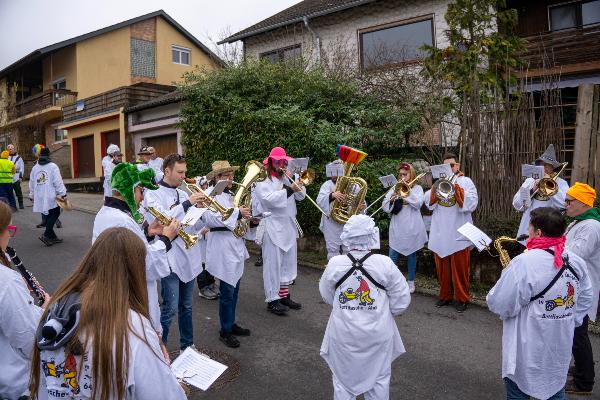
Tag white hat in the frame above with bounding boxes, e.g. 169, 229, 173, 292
107, 144, 120, 155
340, 214, 380, 251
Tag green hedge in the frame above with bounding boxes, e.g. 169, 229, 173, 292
179, 61, 422, 234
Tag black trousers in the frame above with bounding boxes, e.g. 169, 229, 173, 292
44, 206, 61, 240
572, 315, 595, 391
12, 180, 23, 207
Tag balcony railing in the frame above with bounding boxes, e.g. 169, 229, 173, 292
14, 89, 78, 119
521, 24, 600, 71
62, 84, 175, 123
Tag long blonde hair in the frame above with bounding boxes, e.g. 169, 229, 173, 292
0, 202, 12, 267
30, 227, 150, 400
398, 162, 416, 181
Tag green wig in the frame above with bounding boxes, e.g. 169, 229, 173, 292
111, 162, 159, 222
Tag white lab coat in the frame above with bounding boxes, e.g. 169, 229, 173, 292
148, 158, 164, 175
202, 190, 249, 287
255, 176, 305, 301
0, 264, 43, 399
29, 161, 67, 214
142, 185, 202, 283
487, 249, 593, 400
512, 177, 568, 241
316, 180, 346, 260
137, 162, 163, 183
93, 205, 171, 333
319, 251, 411, 396
566, 218, 600, 321
103, 160, 116, 197
38, 310, 186, 400
8, 154, 24, 182
383, 185, 427, 256
424, 175, 478, 258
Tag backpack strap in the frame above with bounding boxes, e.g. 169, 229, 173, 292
335, 252, 386, 291
530, 250, 578, 302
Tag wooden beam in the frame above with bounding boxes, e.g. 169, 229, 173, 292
572, 84, 595, 184
592, 85, 600, 192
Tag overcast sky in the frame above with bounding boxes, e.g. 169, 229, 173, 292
0, 0, 301, 70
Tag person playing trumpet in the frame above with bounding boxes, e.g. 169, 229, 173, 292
383, 162, 427, 293
512, 144, 568, 242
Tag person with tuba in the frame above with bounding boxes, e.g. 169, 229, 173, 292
316, 159, 348, 260
202, 160, 253, 348
487, 207, 593, 400
255, 147, 305, 315
141, 154, 208, 353
513, 144, 568, 243
382, 162, 427, 294
93, 162, 180, 361
564, 183, 600, 395
425, 153, 478, 313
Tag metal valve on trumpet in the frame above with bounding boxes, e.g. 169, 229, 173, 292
144, 206, 199, 249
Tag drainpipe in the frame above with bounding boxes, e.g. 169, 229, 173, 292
303, 16, 321, 65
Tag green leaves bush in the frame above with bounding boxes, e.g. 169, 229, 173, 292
179, 61, 422, 234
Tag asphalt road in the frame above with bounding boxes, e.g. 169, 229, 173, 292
11, 206, 599, 399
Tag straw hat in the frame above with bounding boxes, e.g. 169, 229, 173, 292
206, 160, 239, 180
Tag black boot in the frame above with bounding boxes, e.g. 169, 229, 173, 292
267, 300, 288, 315
280, 295, 302, 310
231, 323, 251, 336
254, 256, 263, 267
219, 332, 240, 348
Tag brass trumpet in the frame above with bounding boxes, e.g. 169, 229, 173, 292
183, 179, 234, 221
280, 167, 329, 217
144, 206, 198, 249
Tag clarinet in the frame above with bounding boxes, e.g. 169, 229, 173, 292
5, 246, 46, 306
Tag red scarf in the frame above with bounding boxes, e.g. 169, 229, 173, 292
525, 236, 566, 268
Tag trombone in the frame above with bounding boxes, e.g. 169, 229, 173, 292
530, 162, 568, 201
183, 178, 234, 221
280, 167, 329, 217
368, 173, 425, 217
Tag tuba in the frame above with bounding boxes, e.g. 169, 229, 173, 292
330, 146, 369, 224
531, 162, 568, 201
232, 160, 267, 238
183, 179, 234, 221
144, 206, 198, 249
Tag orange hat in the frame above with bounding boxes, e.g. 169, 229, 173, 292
0, 150, 8, 159
567, 182, 596, 207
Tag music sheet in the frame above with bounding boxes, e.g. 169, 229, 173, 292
288, 158, 309, 174
326, 162, 344, 177
171, 347, 228, 391
378, 174, 397, 188
521, 164, 544, 179
457, 222, 492, 252
430, 164, 453, 179
181, 206, 207, 227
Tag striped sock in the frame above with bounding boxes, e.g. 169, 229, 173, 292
279, 285, 289, 298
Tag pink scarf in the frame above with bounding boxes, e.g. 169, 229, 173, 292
525, 236, 566, 268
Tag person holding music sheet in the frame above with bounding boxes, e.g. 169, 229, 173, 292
29, 147, 67, 247
30, 227, 186, 400
255, 147, 306, 315
424, 153, 478, 312
142, 154, 206, 352
202, 161, 253, 348
319, 214, 411, 400
0, 201, 50, 399
513, 144, 568, 241
317, 160, 346, 260
563, 183, 600, 395
92, 162, 179, 349
487, 207, 593, 400
383, 162, 427, 294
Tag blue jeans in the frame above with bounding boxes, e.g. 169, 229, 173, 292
389, 249, 417, 281
219, 279, 240, 334
0, 183, 16, 209
160, 272, 194, 350
504, 378, 565, 400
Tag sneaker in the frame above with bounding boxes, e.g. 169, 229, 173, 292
435, 299, 453, 308
455, 302, 468, 313
280, 295, 302, 310
198, 286, 218, 300
267, 300, 289, 315
219, 332, 240, 348
50, 238, 63, 244
408, 281, 415, 293
36, 224, 46, 228
565, 380, 593, 395
254, 257, 263, 267
39, 236, 53, 247
19, 205, 24, 210
231, 323, 251, 336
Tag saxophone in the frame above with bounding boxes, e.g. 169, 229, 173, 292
492, 235, 527, 268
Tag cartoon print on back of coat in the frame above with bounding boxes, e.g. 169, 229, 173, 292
338, 271, 379, 310
42, 351, 93, 398
534, 270, 579, 320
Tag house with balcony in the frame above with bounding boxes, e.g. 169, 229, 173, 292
0, 10, 222, 179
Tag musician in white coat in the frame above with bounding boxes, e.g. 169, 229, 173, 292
136, 146, 163, 182
564, 182, 600, 395
147, 146, 164, 176
92, 162, 179, 345
512, 144, 568, 242
317, 160, 347, 260
7, 144, 25, 209
424, 153, 478, 312
255, 147, 305, 315
320, 214, 411, 400
202, 160, 253, 348
102, 144, 122, 198
383, 162, 427, 293
142, 154, 205, 351
487, 207, 593, 400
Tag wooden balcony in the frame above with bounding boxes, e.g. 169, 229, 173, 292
14, 89, 77, 119
62, 83, 175, 123
521, 25, 600, 76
